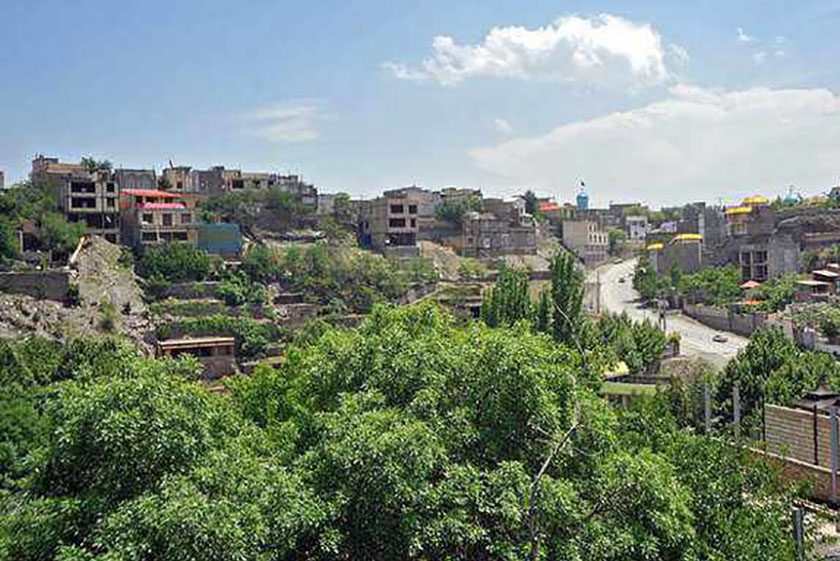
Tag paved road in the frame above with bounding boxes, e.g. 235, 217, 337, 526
592, 259, 749, 369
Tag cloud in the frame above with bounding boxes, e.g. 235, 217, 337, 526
385, 14, 671, 87
469, 86, 840, 205
493, 117, 514, 134
737, 27, 755, 43
240, 101, 327, 143
668, 44, 690, 67
752, 51, 767, 65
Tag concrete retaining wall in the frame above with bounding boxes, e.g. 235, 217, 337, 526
765, 404, 833, 468
0, 270, 71, 300
682, 303, 766, 337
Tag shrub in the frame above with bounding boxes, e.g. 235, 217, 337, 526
137, 244, 212, 283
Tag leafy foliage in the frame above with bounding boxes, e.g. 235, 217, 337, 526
435, 195, 481, 225
238, 243, 437, 314
0, 307, 805, 560
678, 264, 742, 306
716, 327, 840, 429
137, 243, 214, 283
480, 267, 532, 328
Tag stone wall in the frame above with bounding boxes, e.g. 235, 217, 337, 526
0, 270, 71, 300
164, 281, 221, 300
682, 303, 765, 336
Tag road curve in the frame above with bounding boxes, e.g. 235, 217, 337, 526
591, 259, 749, 369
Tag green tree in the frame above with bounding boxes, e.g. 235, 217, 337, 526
523, 190, 538, 216
608, 229, 627, 256
549, 251, 585, 345
137, 243, 213, 283
38, 212, 85, 256
480, 267, 532, 328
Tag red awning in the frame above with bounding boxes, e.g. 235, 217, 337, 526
138, 202, 187, 210
740, 280, 761, 289
120, 189, 181, 198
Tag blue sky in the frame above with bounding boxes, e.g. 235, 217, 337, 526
2, 0, 840, 206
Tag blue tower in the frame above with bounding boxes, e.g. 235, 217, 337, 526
576, 187, 589, 211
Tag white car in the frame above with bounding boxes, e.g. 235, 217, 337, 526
712, 334, 728, 343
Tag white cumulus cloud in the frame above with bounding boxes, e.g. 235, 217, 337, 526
469, 86, 840, 205
240, 101, 328, 143
493, 117, 514, 134
385, 14, 671, 87
737, 27, 755, 43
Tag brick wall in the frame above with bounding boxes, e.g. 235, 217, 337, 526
753, 448, 834, 502
765, 404, 835, 468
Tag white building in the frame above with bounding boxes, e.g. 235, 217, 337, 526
626, 215, 648, 240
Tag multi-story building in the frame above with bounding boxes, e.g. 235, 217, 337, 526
30, 155, 120, 243
625, 215, 648, 241
114, 168, 157, 191
119, 188, 198, 250
656, 234, 703, 274
562, 220, 608, 266
359, 187, 428, 252
446, 211, 537, 258
737, 235, 799, 282
725, 196, 770, 237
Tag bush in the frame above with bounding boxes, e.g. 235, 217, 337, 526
137, 244, 212, 283
99, 299, 117, 331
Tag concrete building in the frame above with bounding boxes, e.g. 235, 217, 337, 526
0, 170, 4, 189
119, 188, 197, 250
30, 155, 120, 243
562, 220, 608, 266
358, 186, 444, 252
446, 211, 537, 258
737, 234, 797, 282
114, 168, 157, 191
625, 215, 648, 241
656, 234, 703, 274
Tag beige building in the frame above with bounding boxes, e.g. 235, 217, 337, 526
359, 187, 440, 251
562, 220, 608, 266
30, 156, 120, 243
119, 189, 198, 249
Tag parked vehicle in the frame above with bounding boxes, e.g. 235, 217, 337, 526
712, 334, 728, 343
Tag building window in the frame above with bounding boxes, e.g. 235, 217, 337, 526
142, 213, 153, 224
390, 204, 404, 214
173, 231, 188, 241
181, 213, 191, 224
106, 198, 115, 208
162, 214, 173, 226
408, 205, 417, 214
410, 219, 416, 228
141, 232, 157, 242
389, 218, 406, 228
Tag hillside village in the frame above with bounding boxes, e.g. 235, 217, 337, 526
7, 154, 840, 556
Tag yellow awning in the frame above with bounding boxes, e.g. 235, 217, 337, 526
725, 206, 752, 215
741, 195, 769, 205
646, 243, 664, 251
673, 233, 703, 242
